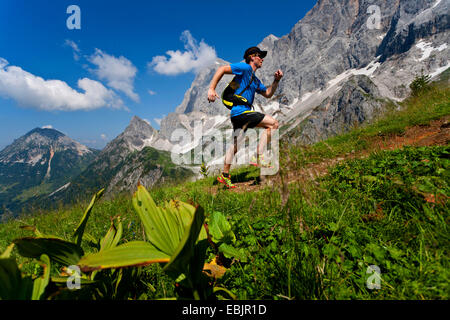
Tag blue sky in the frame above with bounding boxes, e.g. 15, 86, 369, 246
0, 0, 317, 150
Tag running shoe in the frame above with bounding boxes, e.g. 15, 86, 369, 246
217, 174, 236, 189
250, 155, 274, 168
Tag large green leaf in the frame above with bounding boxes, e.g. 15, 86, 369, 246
13, 237, 84, 266
132, 186, 183, 255
31, 254, 51, 300
77, 241, 170, 272
166, 200, 207, 241
50, 276, 96, 286
99, 217, 123, 252
73, 188, 105, 247
163, 205, 206, 278
208, 211, 236, 244
186, 239, 209, 287
132, 185, 207, 280
0, 243, 15, 259
0, 258, 32, 300
218, 243, 248, 262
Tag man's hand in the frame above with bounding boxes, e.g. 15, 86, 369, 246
274, 69, 283, 81
262, 69, 284, 98
208, 88, 220, 103
207, 65, 232, 103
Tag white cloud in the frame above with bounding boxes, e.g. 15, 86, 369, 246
65, 39, 80, 53
100, 133, 107, 140
148, 90, 157, 96
0, 58, 7, 69
42, 125, 53, 129
89, 49, 139, 102
64, 39, 80, 61
0, 58, 125, 111
148, 30, 217, 75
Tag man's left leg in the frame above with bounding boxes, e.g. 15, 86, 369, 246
218, 128, 245, 189
255, 115, 278, 165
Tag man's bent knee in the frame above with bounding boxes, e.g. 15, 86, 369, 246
273, 120, 279, 130
258, 115, 278, 129
268, 119, 278, 130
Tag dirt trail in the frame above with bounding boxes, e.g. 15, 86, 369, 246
212, 117, 450, 194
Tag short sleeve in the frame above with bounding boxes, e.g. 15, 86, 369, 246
230, 62, 250, 76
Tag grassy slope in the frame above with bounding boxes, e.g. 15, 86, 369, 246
0, 78, 448, 300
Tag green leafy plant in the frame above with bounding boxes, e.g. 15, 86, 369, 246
12, 189, 106, 268
207, 211, 248, 263
6, 184, 241, 300
76, 184, 214, 299
0, 244, 50, 300
7, 189, 130, 299
200, 162, 209, 178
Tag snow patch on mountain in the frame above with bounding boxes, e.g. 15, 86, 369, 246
327, 58, 381, 88
28, 154, 43, 166
416, 41, 448, 61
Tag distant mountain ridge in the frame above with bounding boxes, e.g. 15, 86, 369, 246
0, 127, 98, 216
0, 127, 92, 164
43, 116, 194, 207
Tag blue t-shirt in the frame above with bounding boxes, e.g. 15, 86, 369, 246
229, 62, 267, 117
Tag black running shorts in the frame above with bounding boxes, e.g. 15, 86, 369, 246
230, 112, 265, 131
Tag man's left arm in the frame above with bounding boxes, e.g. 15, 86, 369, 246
261, 69, 283, 99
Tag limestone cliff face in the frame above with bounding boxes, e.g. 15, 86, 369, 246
377, 0, 449, 62
253, 0, 399, 108
255, 0, 448, 106
158, 58, 232, 142
288, 75, 387, 145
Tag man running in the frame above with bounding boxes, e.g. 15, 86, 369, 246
207, 46, 283, 188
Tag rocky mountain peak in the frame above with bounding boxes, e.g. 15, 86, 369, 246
125, 116, 157, 137
173, 58, 231, 116
0, 127, 98, 215
258, 34, 279, 51
102, 115, 173, 157
25, 127, 65, 140
0, 127, 92, 164
158, 58, 232, 141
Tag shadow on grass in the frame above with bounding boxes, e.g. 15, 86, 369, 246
212, 166, 261, 185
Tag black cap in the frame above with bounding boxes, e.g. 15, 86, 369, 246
243, 47, 267, 60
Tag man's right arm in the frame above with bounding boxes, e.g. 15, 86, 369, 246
208, 65, 233, 102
